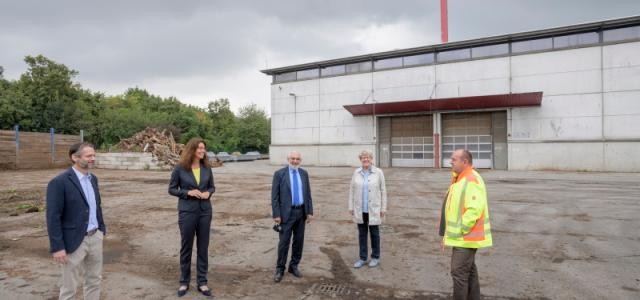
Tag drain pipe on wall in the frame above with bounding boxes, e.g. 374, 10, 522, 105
600, 39, 606, 170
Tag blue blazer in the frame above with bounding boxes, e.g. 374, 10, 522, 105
46, 167, 106, 253
168, 163, 215, 213
271, 166, 313, 223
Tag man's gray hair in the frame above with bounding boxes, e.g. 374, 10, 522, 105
358, 150, 373, 159
287, 150, 301, 159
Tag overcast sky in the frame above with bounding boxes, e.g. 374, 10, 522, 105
1, 0, 639, 114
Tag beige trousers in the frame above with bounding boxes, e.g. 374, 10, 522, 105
59, 230, 103, 300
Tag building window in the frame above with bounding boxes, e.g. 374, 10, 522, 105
274, 72, 296, 83
403, 53, 435, 66
511, 37, 553, 53
391, 136, 434, 161
321, 65, 346, 77
270, 23, 640, 83
471, 43, 509, 58
346, 61, 372, 74
296, 68, 319, 80
374, 57, 403, 70
437, 48, 471, 62
553, 32, 599, 48
603, 25, 640, 42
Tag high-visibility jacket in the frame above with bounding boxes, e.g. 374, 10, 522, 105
443, 166, 492, 248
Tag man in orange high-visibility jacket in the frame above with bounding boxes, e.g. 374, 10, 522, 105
439, 149, 492, 300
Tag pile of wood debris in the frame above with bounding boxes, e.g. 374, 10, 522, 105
115, 128, 183, 167
114, 127, 224, 168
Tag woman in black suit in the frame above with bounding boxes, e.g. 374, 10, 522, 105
168, 138, 215, 297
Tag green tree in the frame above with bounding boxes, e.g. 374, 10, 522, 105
97, 88, 215, 148
207, 98, 239, 152
1, 55, 271, 153
236, 104, 270, 153
0, 70, 33, 129
16, 55, 101, 134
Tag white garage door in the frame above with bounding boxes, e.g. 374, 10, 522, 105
390, 115, 434, 167
441, 112, 493, 168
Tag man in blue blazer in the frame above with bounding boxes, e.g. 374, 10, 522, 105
271, 150, 314, 283
46, 142, 106, 300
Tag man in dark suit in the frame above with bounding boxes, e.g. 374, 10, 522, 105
46, 142, 106, 300
271, 150, 314, 283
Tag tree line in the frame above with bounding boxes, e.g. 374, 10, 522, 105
0, 55, 270, 154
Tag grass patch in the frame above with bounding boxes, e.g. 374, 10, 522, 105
0, 189, 45, 216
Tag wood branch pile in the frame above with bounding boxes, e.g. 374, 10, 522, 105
209, 156, 223, 168
115, 128, 184, 167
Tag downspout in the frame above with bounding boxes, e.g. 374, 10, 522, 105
600, 32, 606, 170
318, 72, 322, 165
433, 59, 440, 168
371, 62, 377, 165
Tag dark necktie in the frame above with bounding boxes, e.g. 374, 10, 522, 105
292, 169, 301, 206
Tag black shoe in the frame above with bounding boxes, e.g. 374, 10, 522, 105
274, 270, 284, 283
197, 285, 213, 298
288, 266, 302, 278
177, 285, 189, 297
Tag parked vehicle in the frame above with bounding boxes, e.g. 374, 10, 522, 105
215, 151, 236, 162
245, 151, 261, 159
236, 151, 260, 161
238, 151, 261, 161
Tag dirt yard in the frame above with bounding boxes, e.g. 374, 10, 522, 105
0, 160, 639, 299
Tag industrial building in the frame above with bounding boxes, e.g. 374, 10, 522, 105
261, 16, 640, 171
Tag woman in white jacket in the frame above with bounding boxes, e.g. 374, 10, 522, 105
349, 150, 388, 268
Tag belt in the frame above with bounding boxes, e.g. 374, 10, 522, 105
86, 229, 98, 236
291, 205, 304, 209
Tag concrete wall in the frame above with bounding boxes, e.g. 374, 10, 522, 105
272, 72, 376, 166
508, 41, 640, 171
270, 144, 375, 167
509, 142, 640, 172
270, 41, 640, 171
95, 152, 168, 170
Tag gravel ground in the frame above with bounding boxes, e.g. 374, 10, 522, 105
0, 160, 639, 299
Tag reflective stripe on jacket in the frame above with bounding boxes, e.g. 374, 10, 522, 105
444, 167, 492, 248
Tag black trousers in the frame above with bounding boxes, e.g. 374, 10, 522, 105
276, 207, 305, 271
178, 210, 212, 286
451, 247, 480, 300
357, 213, 380, 260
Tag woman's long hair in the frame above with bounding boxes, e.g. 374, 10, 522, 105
177, 138, 211, 169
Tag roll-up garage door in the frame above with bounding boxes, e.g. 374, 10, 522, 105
390, 115, 434, 167
441, 112, 493, 168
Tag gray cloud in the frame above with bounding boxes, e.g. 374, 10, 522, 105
1, 0, 638, 113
